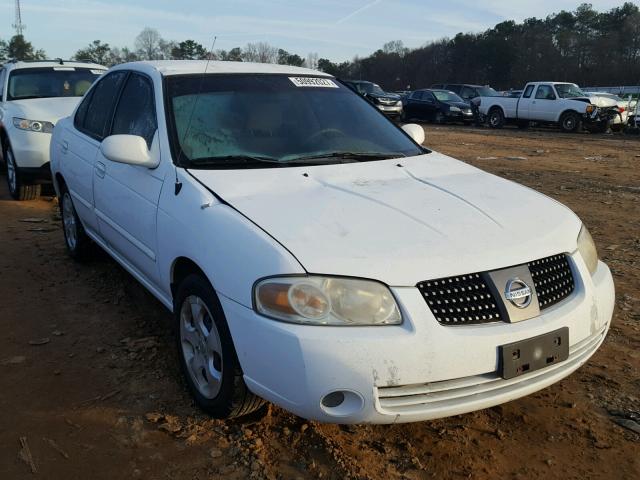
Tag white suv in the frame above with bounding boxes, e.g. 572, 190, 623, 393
0, 60, 106, 199
50, 61, 614, 423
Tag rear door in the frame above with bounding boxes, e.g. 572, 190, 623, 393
515, 84, 535, 119
92, 72, 166, 285
58, 71, 127, 235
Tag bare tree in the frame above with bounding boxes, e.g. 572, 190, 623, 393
305, 52, 319, 70
242, 42, 278, 63
135, 27, 162, 60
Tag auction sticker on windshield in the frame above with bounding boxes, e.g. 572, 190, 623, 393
289, 77, 339, 88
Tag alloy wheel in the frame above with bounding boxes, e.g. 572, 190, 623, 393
180, 295, 223, 399
62, 192, 78, 250
6, 150, 17, 195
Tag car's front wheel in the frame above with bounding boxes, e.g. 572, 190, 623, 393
174, 274, 265, 419
559, 111, 581, 133
5, 146, 40, 201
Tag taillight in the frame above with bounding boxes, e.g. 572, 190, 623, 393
619, 107, 625, 113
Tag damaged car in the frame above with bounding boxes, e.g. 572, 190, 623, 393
50, 61, 615, 423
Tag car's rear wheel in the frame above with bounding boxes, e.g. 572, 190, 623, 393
60, 188, 92, 260
488, 108, 505, 129
5, 147, 40, 201
175, 274, 265, 419
559, 111, 581, 133
434, 111, 445, 124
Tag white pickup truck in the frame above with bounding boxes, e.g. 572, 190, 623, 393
478, 82, 613, 133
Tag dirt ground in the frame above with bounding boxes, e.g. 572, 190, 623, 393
0, 126, 639, 480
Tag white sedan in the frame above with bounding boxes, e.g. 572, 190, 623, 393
50, 61, 614, 423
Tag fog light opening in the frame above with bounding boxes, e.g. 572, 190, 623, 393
319, 390, 364, 417
321, 391, 345, 408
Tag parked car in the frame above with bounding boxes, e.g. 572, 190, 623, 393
402, 89, 473, 124
51, 61, 614, 424
343, 80, 403, 118
0, 60, 106, 199
501, 90, 523, 98
431, 84, 499, 123
584, 92, 633, 130
478, 82, 615, 133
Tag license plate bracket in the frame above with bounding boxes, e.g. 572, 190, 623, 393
499, 327, 569, 380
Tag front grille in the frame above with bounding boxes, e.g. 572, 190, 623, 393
528, 254, 575, 310
417, 254, 575, 326
417, 273, 503, 325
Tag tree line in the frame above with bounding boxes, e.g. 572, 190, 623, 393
2, 3, 639, 90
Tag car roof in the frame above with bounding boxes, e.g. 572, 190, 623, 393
112, 60, 331, 78
2, 60, 107, 70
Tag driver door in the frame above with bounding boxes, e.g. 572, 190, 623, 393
530, 85, 557, 122
93, 72, 166, 286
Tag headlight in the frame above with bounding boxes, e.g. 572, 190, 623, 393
577, 225, 598, 275
13, 117, 54, 133
449, 106, 461, 112
254, 276, 402, 326
395, 100, 402, 106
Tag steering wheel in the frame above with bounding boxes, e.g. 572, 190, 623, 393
305, 128, 347, 144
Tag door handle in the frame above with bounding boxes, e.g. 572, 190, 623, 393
95, 161, 106, 178
62, 141, 69, 154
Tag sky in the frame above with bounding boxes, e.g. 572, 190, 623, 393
0, 0, 629, 61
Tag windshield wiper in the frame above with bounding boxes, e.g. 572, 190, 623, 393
188, 155, 285, 169
284, 151, 407, 164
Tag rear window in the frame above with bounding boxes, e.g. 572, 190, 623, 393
7, 67, 104, 100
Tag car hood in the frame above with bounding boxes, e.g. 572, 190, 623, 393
586, 96, 618, 108
189, 153, 581, 286
446, 101, 471, 110
7, 97, 81, 124
369, 92, 401, 101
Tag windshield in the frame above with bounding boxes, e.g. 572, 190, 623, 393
355, 82, 386, 95
7, 67, 103, 101
477, 86, 498, 97
432, 90, 464, 103
166, 74, 424, 169
555, 83, 586, 99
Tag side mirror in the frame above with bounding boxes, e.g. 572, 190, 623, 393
101, 135, 159, 168
401, 123, 425, 145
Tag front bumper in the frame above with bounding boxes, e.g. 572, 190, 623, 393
221, 254, 614, 424
376, 104, 403, 116
8, 128, 53, 169
446, 110, 474, 122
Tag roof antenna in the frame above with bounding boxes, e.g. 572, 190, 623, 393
174, 36, 217, 196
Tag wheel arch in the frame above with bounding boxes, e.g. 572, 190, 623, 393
171, 256, 209, 299
488, 104, 506, 117
558, 109, 580, 123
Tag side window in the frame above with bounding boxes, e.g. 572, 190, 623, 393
74, 89, 94, 130
423, 91, 435, 101
81, 71, 127, 140
461, 86, 476, 99
0, 69, 5, 100
111, 74, 157, 149
522, 85, 535, 98
535, 85, 556, 100
411, 91, 422, 100
447, 85, 462, 94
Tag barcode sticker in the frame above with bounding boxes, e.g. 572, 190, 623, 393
289, 77, 338, 88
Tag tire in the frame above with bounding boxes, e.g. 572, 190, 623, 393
559, 111, 581, 133
488, 108, 505, 129
174, 274, 265, 419
59, 187, 92, 260
434, 111, 445, 124
5, 146, 40, 201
